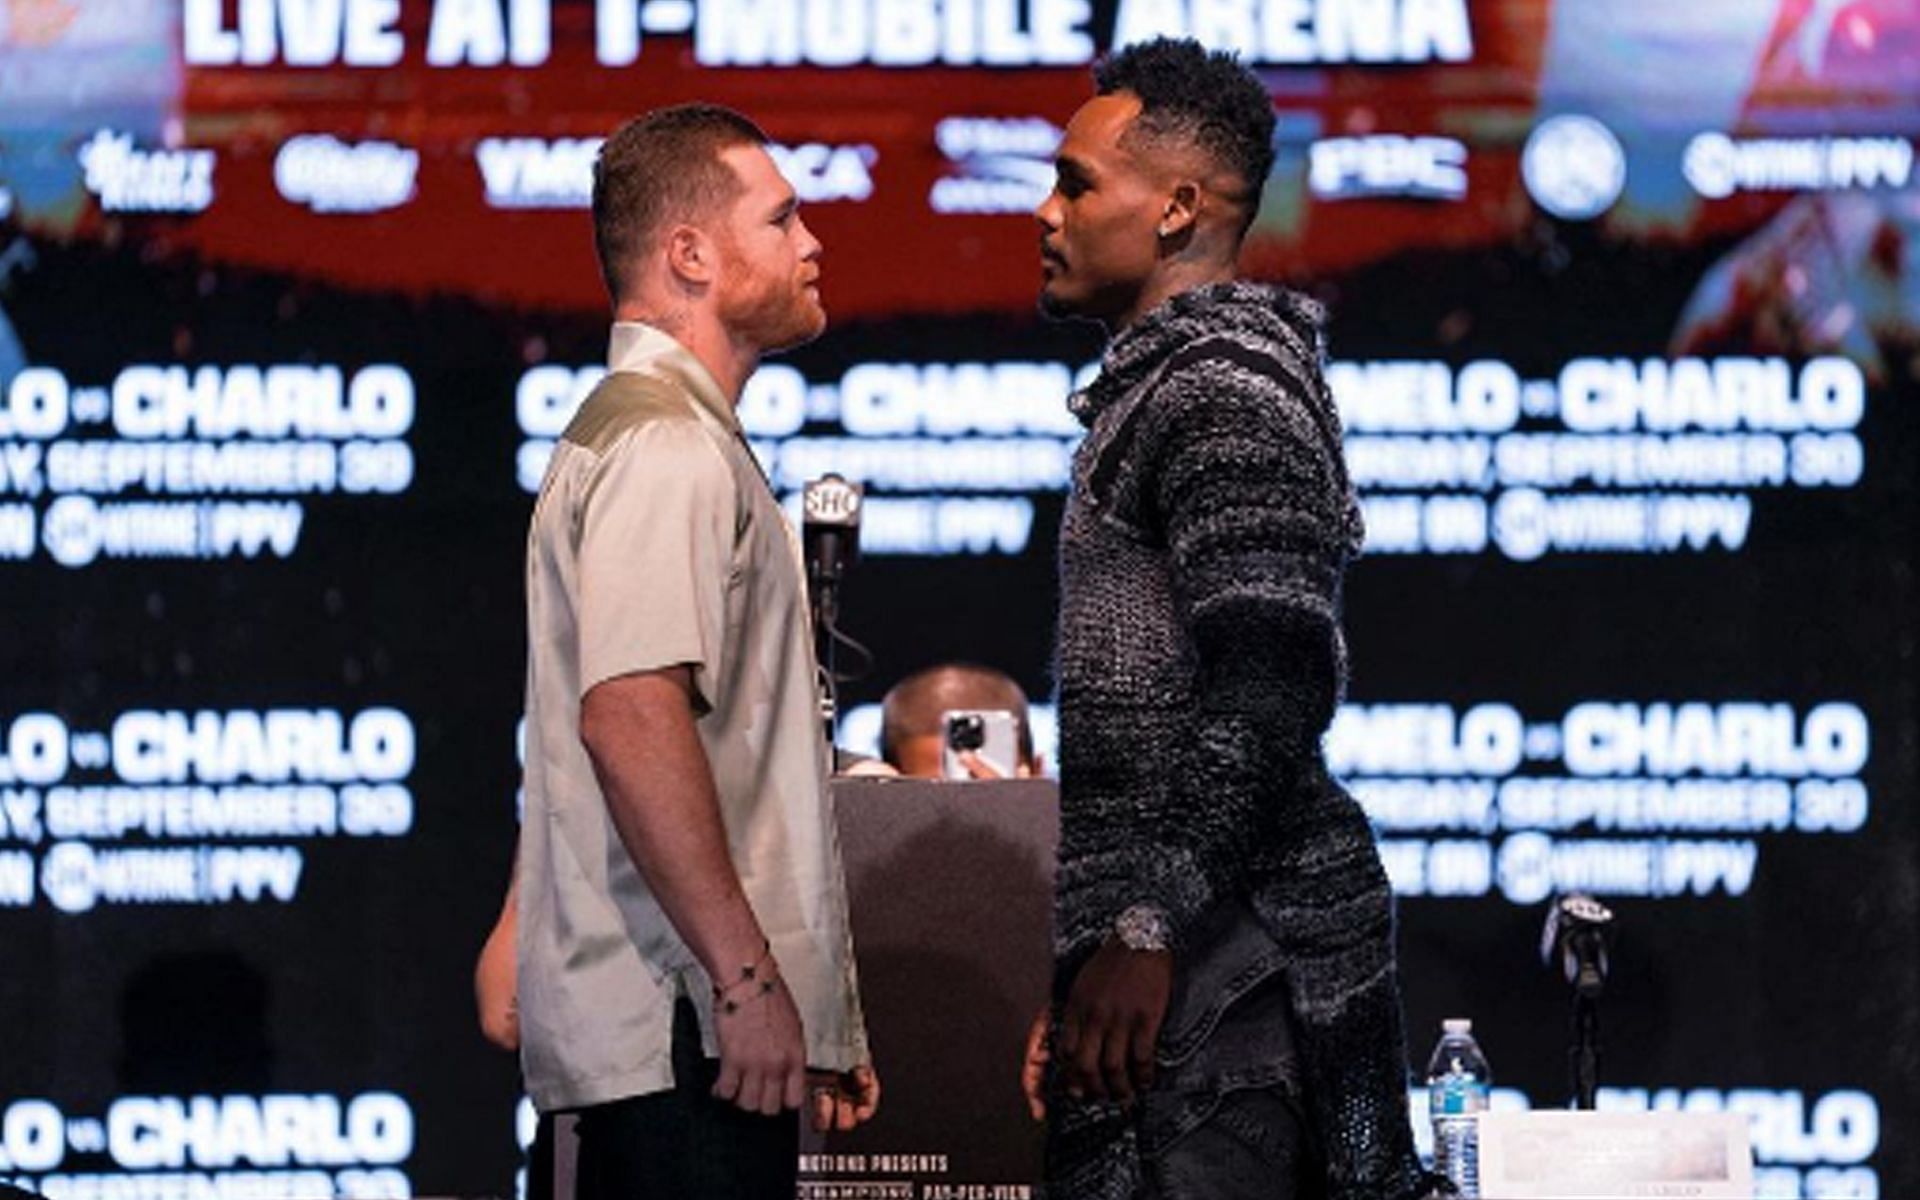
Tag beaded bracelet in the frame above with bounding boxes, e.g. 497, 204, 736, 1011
712, 939, 779, 1016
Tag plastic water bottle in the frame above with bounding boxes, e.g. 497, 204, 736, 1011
1425, 1017, 1492, 1197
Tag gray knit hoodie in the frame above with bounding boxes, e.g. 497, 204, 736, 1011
1049, 281, 1427, 1200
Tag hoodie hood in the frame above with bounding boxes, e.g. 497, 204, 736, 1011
1065, 279, 1364, 561
1068, 281, 1328, 428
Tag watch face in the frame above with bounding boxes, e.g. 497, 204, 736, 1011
1115, 904, 1171, 952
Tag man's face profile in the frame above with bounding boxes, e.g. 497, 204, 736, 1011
1034, 92, 1164, 323
711, 143, 827, 352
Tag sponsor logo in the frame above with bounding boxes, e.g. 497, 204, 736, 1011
475, 137, 600, 209
274, 135, 419, 214
77, 130, 216, 215
767, 142, 877, 203
929, 117, 1060, 215
1521, 115, 1625, 221
1682, 133, 1914, 200
478, 137, 873, 209
1309, 135, 1468, 201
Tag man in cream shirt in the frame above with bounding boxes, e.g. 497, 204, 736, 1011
518, 103, 877, 1198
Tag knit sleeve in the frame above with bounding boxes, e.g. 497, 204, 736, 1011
1123, 350, 1353, 948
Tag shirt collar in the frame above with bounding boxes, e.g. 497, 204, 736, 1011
607, 321, 740, 434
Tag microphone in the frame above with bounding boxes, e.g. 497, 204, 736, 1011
802, 474, 863, 737
1544, 893, 1614, 1109
802, 473, 862, 628
1541, 893, 1614, 998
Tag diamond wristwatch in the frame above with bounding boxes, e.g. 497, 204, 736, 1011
1113, 903, 1172, 953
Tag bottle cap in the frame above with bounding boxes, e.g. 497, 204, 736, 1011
1442, 1017, 1473, 1035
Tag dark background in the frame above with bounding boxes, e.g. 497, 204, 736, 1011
3, 0, 1916, 1196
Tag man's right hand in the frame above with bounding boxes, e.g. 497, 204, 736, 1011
1020, 1005, 1051, 1121
711, 977, 808, 1116
809, 1063, 882, 1131
953, 749, 1005, 780
582, 671, 809, 1116
473, 882, 520, 1052
473, 921, 520, 1051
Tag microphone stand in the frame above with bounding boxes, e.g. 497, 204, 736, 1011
1569, 941, 1602, 1111
811, 569, 840, 742
1544, 895, 1612, 1111
1559, 921, 1605, 1105
800, 473, 873, 751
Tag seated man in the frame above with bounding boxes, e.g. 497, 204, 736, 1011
878, 662, 1044, 779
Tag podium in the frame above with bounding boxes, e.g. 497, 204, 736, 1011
801, 776, 1058, 1198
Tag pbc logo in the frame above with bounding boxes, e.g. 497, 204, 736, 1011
1309, 136, 1468, 202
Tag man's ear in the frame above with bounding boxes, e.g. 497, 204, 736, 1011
665, 223, 716, 286
1158, 181, 1202, 240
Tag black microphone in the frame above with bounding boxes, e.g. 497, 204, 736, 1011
1541, 893, 1614, 998
1544, 893, 1614, 1109
802, 473, 862, 628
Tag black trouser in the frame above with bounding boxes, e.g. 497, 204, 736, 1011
526, 1111, 555, 1200
572, 998, 798, 1200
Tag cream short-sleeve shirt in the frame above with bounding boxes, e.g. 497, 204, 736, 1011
517, 322, 867, 1110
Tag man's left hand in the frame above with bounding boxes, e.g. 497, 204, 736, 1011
808, 1064, 881, 1131
1058, 939, 1172, 1104
473, 916, 520, 1052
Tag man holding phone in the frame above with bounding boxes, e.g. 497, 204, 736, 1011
877, 662, 1045, 780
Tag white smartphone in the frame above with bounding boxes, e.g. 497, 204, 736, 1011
940, 709, 1021, 780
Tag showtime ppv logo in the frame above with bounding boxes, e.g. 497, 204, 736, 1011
1683, 133, 1914, 200
477, 137, 875, 208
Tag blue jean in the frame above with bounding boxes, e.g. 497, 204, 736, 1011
1049, 900, 1318, 1200
1139, 1081, 1316, 1200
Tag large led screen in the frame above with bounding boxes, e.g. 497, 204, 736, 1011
2, 0, 1915, 1196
